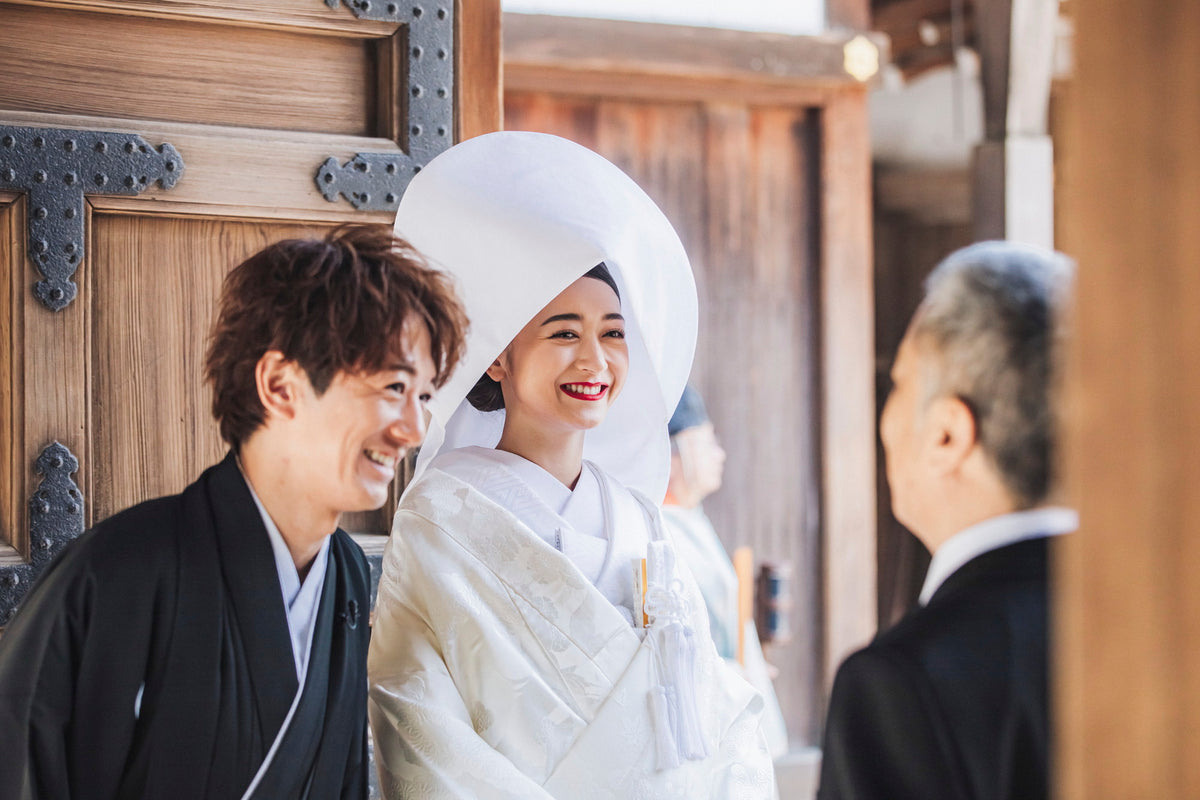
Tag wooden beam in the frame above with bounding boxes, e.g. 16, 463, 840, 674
503, 13, 888, 103
504, 63, 840, 107
873, 0, 963, 33
875, 166, 972, 225
1058, 1, 1200, 797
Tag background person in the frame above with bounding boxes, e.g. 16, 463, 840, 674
0, 226, 468, 800
662, 384, 790, 757
817, 241, 1075, 800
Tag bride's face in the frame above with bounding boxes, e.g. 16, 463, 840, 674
487, 275, 628, 434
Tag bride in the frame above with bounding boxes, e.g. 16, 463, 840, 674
368, 131, 777, 799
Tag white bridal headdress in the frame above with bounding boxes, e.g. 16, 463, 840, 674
395, 131, 697, 501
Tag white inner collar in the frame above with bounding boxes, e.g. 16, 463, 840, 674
919, 506, 1078, 605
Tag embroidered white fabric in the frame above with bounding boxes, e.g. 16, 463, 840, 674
369, 132, 776, 798
368, 469, 778, 798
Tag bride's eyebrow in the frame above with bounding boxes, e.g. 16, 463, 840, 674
539, 313, 581, 326
539, 312, 625, 326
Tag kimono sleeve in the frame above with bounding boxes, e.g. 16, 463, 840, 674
817, 646, 968, 800
368, 591, 556, 800
0, 529, 154, 800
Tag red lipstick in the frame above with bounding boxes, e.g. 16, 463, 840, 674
560, 383, 609, 401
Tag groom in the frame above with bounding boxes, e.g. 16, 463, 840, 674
818, 241, 1075, 800
0, 225, 467, 799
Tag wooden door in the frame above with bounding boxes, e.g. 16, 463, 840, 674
0, 0, 501, 622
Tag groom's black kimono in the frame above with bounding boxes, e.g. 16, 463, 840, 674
0, 454, 370, 800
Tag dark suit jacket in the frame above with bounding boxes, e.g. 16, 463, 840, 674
818, 537, 1052, 800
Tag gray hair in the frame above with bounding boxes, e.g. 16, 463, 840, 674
912, 241, 1074, 508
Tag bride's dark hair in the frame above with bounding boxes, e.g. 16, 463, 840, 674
466, 262, 620, 412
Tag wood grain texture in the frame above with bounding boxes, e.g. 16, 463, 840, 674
504, 13, 885, 90
456, 0, 503, 140
86, 214, 399, 533
0, 4, 377, 136
506, 91, 829, 745
0, 197, 20, 557
2, 0, 398, 35
88, 215, 309, 518
820, 88, 877, 688
1058, 1, 1200, 797
1, 110, 402, 223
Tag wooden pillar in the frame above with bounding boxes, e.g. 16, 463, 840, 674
971, 0, 1057, 246
456, 0, 503, 139
1058, 1, 1200, 797
821, 86, 878, 687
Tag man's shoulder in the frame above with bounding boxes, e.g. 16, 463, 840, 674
882, 572, 1046, 649
78, 493, 186, 569
856, 563, 1050, 712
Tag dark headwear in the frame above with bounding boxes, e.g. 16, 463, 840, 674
669, 384, 709, 437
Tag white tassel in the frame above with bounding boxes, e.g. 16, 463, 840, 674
644, 540, 710, 769
670, 627, 709, 759
650, 685, 682, 770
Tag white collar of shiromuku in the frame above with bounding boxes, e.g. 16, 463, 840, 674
395, 131, 698, 502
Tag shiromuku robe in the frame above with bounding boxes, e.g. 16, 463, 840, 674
0, 454, 371, 800
368, 466, 778, 799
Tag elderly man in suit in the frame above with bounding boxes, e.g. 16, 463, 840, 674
818, 241, 1076, 800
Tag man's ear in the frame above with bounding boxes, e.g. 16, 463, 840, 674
255, 351, 306, 422
927, 395, 978, 474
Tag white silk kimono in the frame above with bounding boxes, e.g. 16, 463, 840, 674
369, 465, 778, 799
371, 130, 776, 798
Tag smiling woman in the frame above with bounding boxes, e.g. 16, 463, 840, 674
475, 265, 629, 486
367, 131, 778, 798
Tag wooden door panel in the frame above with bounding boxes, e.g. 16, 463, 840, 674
0, 5, 379, 136
88, 214, 326, 519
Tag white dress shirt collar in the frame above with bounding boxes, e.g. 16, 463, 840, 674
919, 506, 1078, 606
239, 470, 331, 682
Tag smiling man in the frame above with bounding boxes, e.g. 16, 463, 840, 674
0, 226, 468, 800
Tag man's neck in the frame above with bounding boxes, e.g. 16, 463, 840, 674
918, 483, 1017, 556
237, 438, 335, 574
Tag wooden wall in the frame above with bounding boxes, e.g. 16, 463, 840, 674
1057, 0, 1200, 796
507, 91, 826, 745
872, 167, 973, 625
